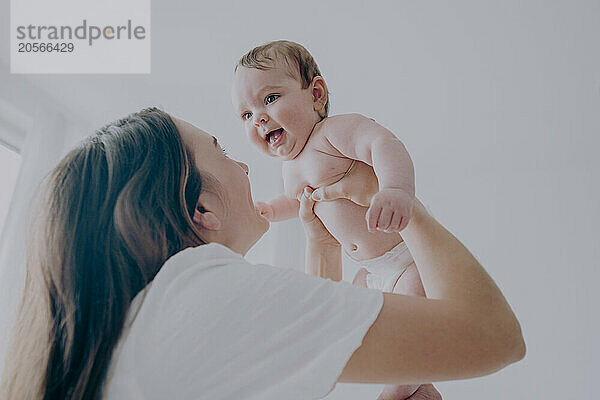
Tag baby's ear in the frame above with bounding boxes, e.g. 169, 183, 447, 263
192, 206, 222, 231
311, 76, 328, 112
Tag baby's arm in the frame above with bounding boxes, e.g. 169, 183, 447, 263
256, 194, 300, 222
323, 114, 415, 232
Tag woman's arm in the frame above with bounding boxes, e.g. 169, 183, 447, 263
305, 242, 342, 281
299, 187, 342, 281
338, 199, 526, 384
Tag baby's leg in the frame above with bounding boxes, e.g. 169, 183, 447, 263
392, 262, 425, 297
351, 262, 424, 296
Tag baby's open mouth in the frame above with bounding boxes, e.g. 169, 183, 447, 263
265, 128, 284, 146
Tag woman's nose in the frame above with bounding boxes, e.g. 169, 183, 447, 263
238, 161, 249, 175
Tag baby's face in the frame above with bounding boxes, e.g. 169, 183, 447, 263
231, 65, 321, 161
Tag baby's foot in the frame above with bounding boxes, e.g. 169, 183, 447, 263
377, 384, 420, 400
378, 383, 442, 400
352, 267, 370, 288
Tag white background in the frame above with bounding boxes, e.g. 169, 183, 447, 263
1, 1, 599, 399
0, 145, 20, 234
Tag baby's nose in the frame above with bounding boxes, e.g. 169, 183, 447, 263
253, 113, 268, 126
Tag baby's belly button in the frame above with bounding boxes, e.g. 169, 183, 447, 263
348, 243, 359, 252
339, 237, 364, 254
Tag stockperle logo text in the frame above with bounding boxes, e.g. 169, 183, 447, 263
16, 19, 147, 46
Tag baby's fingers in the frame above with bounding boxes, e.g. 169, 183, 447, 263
255, 201, 272, 220
388, 212, 403, 232
398, 214, 409, 232
377, 207, 394, 231
366, 205, 381, 232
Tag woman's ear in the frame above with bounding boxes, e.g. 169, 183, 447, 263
192, 206, 222, 231
311, 76, 328, 113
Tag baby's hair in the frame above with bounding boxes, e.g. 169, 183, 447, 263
236, 40, 330, 117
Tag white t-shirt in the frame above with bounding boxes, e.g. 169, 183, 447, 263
102, 242, 383, 400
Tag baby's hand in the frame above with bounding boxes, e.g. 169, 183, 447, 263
366, 188, 414, 233
255, 201, 274, 221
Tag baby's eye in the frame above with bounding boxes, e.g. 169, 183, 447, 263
265, 94, 279, 104
221, 147, 228, 156
242, 112, 252, 121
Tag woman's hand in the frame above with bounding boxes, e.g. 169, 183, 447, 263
299, 186, 340, 248
310, 160, 378, 207
301, 186, 342, 280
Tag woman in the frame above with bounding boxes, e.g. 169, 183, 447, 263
0, 108, 525, 399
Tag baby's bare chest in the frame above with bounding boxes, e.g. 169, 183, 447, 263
282, 141, 355, 199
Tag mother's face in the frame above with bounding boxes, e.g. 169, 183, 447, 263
174, 118, 269, 255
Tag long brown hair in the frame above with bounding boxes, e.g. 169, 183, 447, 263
1, 108, 206, 399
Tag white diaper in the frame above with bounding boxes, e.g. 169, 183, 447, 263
346, 242, 414, 293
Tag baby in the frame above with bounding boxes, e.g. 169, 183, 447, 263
232, 41, 439, 400
232, 40, 422, 291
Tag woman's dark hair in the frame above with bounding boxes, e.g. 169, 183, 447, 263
0, 108, 206, 399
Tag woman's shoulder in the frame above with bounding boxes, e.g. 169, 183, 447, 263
161, 242, 246, 274
152, 243, 299, 294
132, 242, 380, 330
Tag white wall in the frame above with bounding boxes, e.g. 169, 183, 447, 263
1, 1, 598, 398
0, 62, 93, 380
269, 3, 600, 398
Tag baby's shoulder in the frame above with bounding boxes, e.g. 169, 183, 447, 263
315, 113, 375, 138
318, 113, 373, 129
